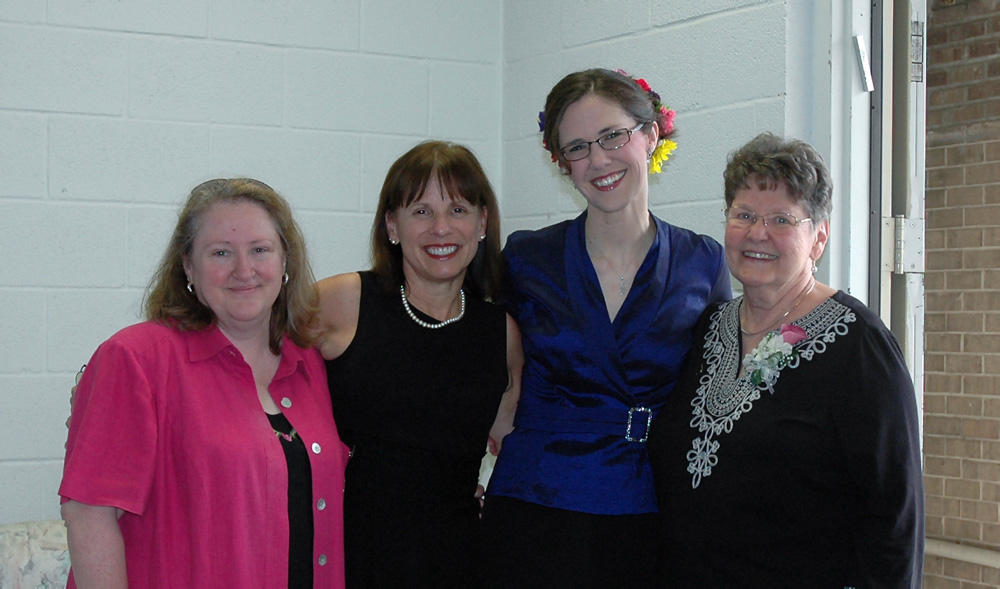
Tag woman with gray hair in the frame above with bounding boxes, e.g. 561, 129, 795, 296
649, 133, 923, 587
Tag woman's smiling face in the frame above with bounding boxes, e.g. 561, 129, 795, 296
385, 175, 487, 289
724, 177, 829, 294
182, 200, 286, 337
558, 94, 657, 216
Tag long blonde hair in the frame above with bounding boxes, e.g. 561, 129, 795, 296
144, 178, 318, 354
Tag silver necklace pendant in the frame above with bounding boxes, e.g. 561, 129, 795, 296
739, 279, 816, 336
400, 285, 466, 329
618, 275, 627, 296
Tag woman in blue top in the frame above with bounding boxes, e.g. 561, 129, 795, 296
483, 68, 732, 587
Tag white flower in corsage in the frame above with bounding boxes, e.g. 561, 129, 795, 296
742, 323, 809, 389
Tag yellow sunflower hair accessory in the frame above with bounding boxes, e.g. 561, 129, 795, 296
649, 139, 678, 174
617, 69, 678, 175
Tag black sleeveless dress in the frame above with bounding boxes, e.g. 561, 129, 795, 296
326, 271, 507, 587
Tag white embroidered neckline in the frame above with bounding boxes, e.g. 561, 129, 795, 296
684, 296, 856, 489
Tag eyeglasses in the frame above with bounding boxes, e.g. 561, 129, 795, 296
724, 207, 812, 232
560, 123, 646, 162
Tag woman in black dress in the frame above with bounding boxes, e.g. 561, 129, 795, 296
648, 133, 923, 587
315, 141, 521, 587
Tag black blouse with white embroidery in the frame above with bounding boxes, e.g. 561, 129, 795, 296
649, 291, 923, 588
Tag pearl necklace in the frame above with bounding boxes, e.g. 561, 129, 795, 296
399, 285, 465, 329
740, 279, 815, 337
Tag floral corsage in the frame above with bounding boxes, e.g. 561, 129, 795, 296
742, 324, 808, 389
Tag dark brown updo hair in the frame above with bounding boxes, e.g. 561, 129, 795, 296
541, 68, 674, 173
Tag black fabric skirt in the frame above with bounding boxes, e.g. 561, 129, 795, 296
343, 439, 483, 588
480, 495, 661, 588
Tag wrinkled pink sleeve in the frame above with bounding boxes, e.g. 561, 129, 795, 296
60, 336, 157, 515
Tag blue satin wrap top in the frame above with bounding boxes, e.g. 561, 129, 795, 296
488, 212, 731, 514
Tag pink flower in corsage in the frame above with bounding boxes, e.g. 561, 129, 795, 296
635, 78, 652, 92
742, 324, 808, 389
779, 323, 808, 345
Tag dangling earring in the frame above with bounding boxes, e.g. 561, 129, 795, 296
186, 281, 194, 294
283, 272, 289, 285
389, 238, 398, 245
811, 260, 818, 274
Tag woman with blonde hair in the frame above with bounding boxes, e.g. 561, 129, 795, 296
61, 178, 348, 588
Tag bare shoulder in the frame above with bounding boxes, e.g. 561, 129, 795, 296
315, 272, 362, 360
317, 272, 361, 309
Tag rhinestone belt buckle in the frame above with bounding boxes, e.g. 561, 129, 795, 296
625, 407, 652, 443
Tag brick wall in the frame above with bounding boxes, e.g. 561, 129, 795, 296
924, 0, 1000, 585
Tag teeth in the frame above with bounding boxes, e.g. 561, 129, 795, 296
427, 246, 458, 256
593, 171, 625, 187
745, 251, 777, 260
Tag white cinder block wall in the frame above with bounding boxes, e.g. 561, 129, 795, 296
0, 0, 502, 524
1, 0, 824, 524
500, 1, 790, 239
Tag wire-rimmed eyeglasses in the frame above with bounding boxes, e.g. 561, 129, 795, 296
724, 207, 812, 232
560, 123, 646, 162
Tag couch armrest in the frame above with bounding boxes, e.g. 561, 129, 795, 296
0, 519, 71, 588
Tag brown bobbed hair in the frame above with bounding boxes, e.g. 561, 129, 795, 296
144, 178, 319, 354
723, 132, 833, 224
370, 141, 504, 300
542, 68, 674, 173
